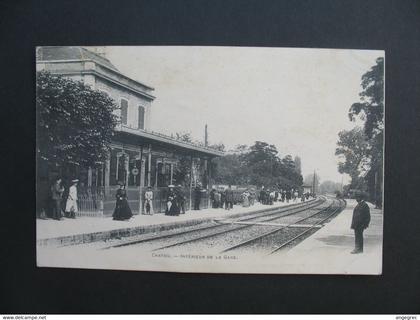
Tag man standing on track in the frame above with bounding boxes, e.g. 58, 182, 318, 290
350, 191, 371, 254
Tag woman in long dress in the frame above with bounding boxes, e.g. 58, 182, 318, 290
166, 185, 180, 216
113, 182, 133, 221
65, 179, 79, 218
242, 191, 250, 207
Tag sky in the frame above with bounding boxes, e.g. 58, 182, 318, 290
105, 46, 384, 184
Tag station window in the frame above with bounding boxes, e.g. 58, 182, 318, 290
120, 99, 128, 125
138, 106, 145, 130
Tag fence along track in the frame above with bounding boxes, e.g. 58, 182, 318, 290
104, 197, 325, 249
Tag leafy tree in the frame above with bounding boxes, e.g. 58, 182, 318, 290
335, 127, 370, 188
294, 156, 302, 174
175, 131, 193, 143
303, 173, 321, 191
173, 155, 191, 186
348, 57, 384, 138
36, 71, 119, 168
319, 180, 342, 195
246, 141, 278, 165
213, 154, 248, 185
338, 57, 384, 206
233, 144, 249, 154
208, 143, 225, 152
213, 141, 303, 189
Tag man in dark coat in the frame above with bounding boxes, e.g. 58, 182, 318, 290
220, 189, 226, 208
259, 187, 266, 205
51, 177, 65, 220
225, 185, 234, 210
176, 185, 186, 214
350, 192, 371, 254
193, 184, 202, 210
285, 189, 291, 203
210, 187, 216, 208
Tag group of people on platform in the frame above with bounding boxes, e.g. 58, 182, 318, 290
258, 186, 312, 205
43, 178, 315, 222
164, 185, 187, 216
240, 189, 256, 207
209, 185, 235, 210
42, 177, 80, 220
115, 183, 208, 219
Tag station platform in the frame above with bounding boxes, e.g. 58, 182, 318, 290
37, 198, 315, 246
273, 199, 383, 275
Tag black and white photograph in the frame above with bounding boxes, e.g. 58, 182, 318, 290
36, 45, 384, 274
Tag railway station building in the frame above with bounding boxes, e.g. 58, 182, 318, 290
36, 46, 223, 216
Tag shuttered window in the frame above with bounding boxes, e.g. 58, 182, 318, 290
138, 106, 145, 129
120, 99, 128, 125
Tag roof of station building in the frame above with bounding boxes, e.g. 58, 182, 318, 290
37, 46, 119, 72
116, 126, 225, 157
36, 46, 155, 97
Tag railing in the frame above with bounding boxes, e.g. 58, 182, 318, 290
77, 187, 105, 217
76, 185, 212, 217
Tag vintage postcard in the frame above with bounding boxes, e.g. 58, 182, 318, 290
36, 46, 384, 274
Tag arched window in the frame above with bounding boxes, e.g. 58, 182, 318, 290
138, 105, 145, 130
120, 99, 128, 125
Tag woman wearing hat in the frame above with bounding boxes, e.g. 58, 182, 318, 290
113, 181, 133, 221
166, 185, 180, 216
65, 179, 79, 219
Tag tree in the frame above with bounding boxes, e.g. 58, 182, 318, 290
282, 155, 295, 171
348, 57, 384, 139
335, 127, 370, 188
213, 141, 303, 188
340, 57, 384, 206
173, 155, 192, 186
36, 71, 119, 168
304, 173, 321, 191
208, 143, 225, 152
175, 131, 193, 143
319, 180, 342, 195
294, 156, 302, 174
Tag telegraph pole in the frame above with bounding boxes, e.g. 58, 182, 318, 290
204, 124, 208, 147
312, 169, 316, 195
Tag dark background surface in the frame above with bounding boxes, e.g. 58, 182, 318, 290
1, 0, 419, 314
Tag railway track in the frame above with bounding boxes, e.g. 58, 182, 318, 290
221, 198, 346, 255
151, 199, 331, 252
147, 197, 345, 255
101, 197, 325, 250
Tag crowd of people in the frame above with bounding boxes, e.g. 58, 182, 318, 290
41, 178, 313, 222
209, 185, 248, 210
42, 177, 373, 255
258, 186, 312, 205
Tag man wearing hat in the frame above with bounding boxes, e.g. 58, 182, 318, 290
193, 184, 202, 210
350, 191, 371, 254
65, 179, 79, 219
